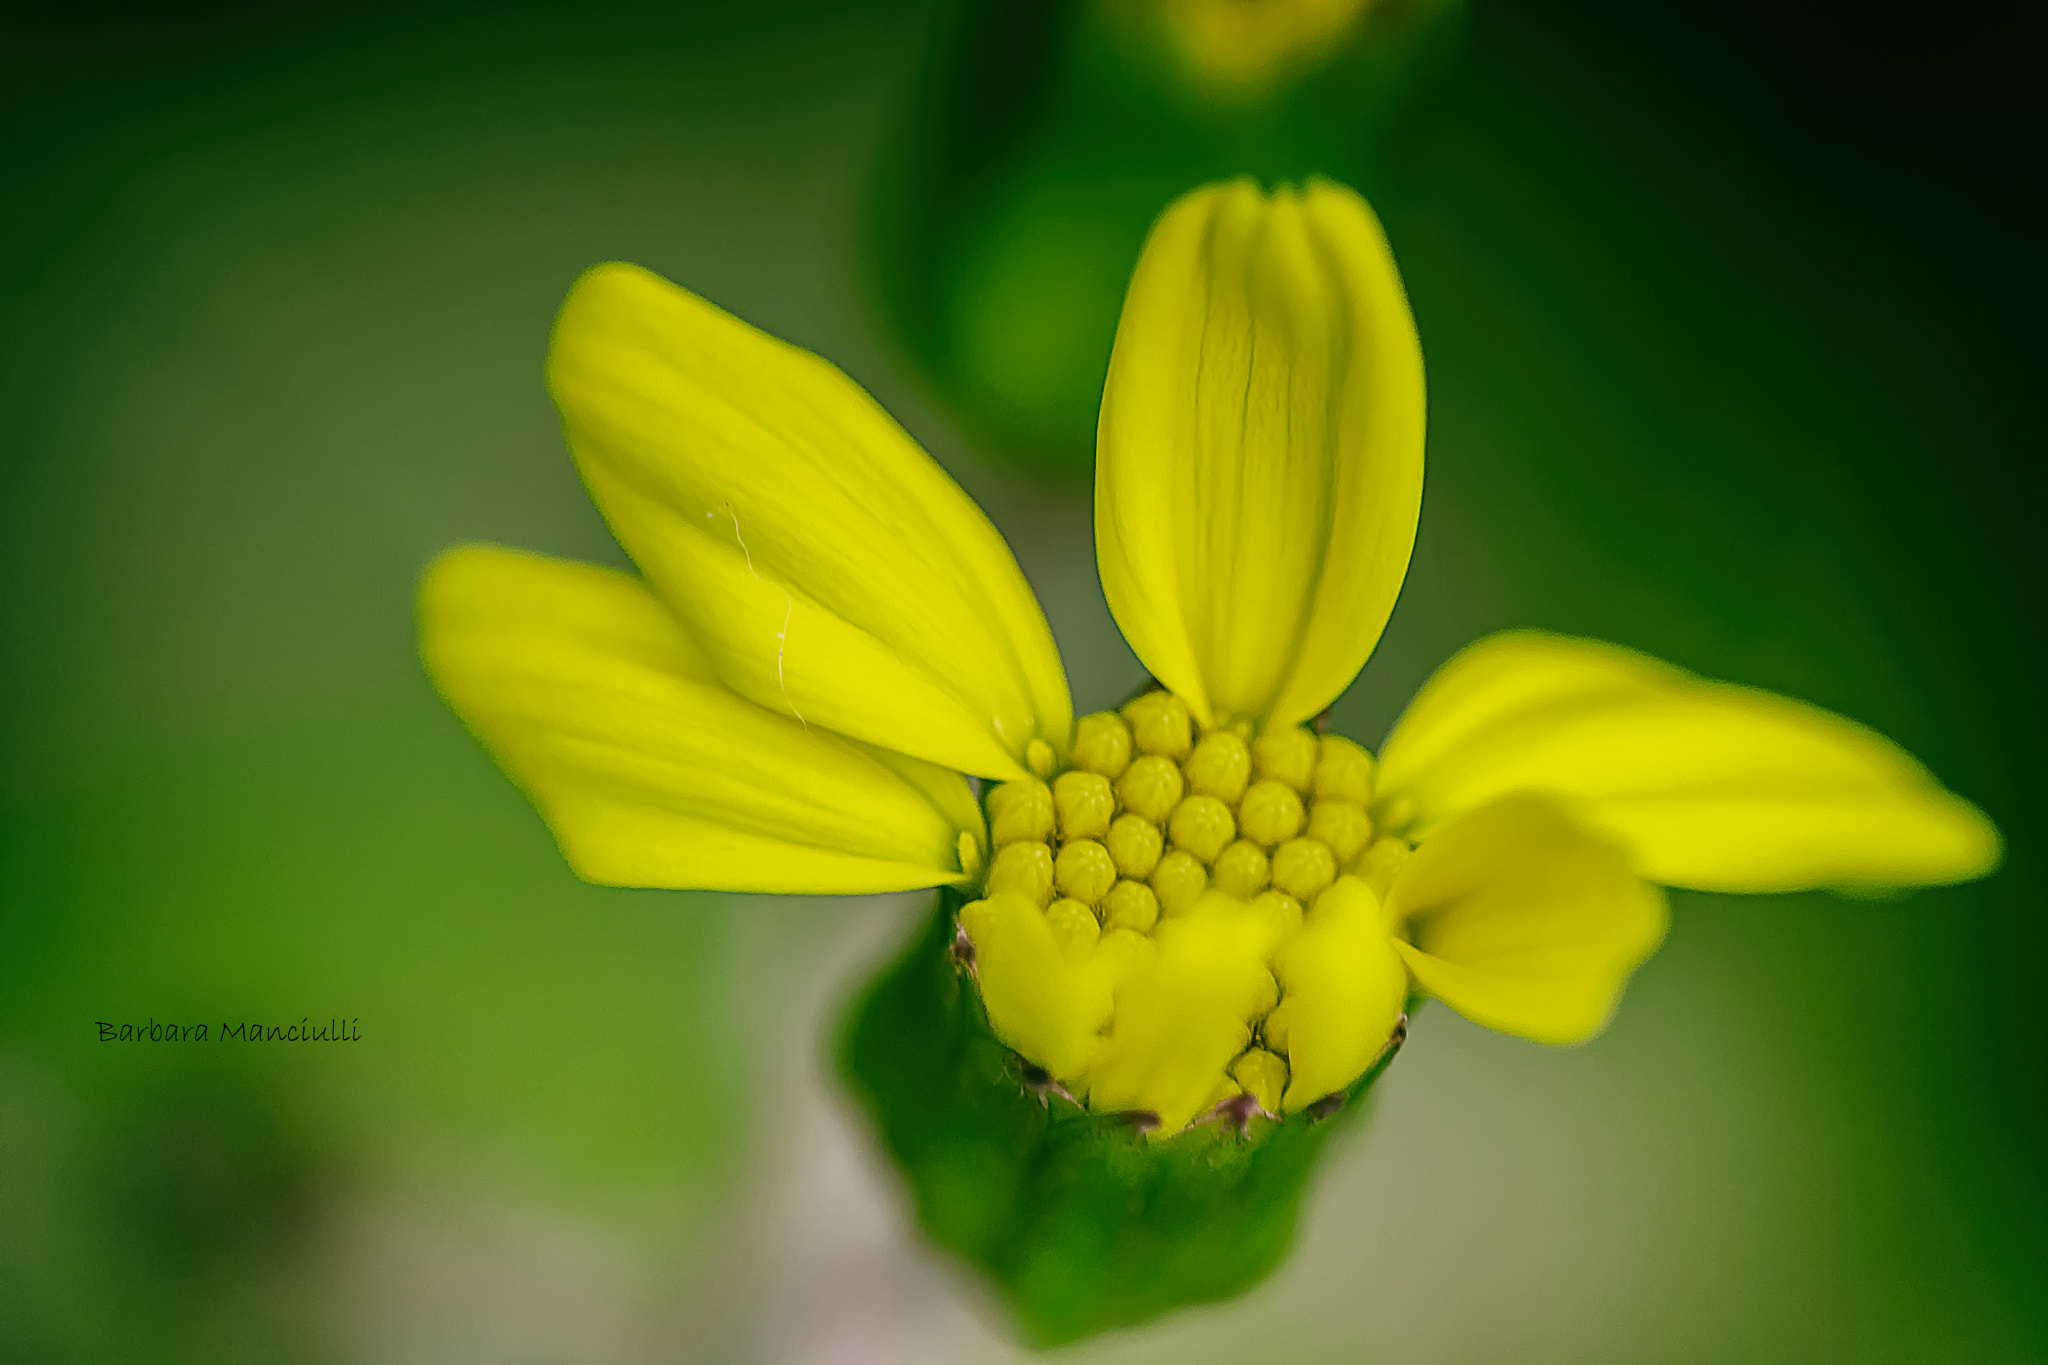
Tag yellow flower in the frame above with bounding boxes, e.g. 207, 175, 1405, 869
1109, 0, 1378, 101
420, 178, 2001, 1139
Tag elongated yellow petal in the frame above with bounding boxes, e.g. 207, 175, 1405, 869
548, 262, 1071, 781
960, 894, 1157, 1085
1378, 632, 2002, 893
420, 544, 977, 893
1086, 892, 1287, 1132
1270, 876, 1407, 1110
1386, 794, 1668, 1045
1095, 178, 1424, 731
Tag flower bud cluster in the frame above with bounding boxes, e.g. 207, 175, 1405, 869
975, 689, 1410, 1121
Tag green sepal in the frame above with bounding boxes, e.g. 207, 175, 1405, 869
837, 887, 1405, 1347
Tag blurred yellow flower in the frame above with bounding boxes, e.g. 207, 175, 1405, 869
1110, 0, 1377, 100
420, 178, 2000, 1139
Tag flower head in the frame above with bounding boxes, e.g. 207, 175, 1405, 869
1110, 0, 1379, 102
421, 179, 1999, 1143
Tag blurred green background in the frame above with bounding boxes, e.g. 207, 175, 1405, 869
1, 1, 2040, 1361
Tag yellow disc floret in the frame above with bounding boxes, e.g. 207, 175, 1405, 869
1104, 878, 1161, 932
1055, 838, 1118, 905
959, 698, 1412, 1136
1238, 778, 1305, 847
1071, 711, 1134, 778
1123, 690, 1193, 759
986, 839, 1053, 907
1313, 735, 1375, 804
1306, 799, 1372, 863
1046, 897, 1103, 960
1271, 837, 1337, 902
986, 777, 1054, 845
1106, 812, 1164, 878
1211, 838, 1271, 899
1151, 849, 1209, 916
1168, 794, 1236, 863
1053, 769, 1116, 841
1184, 730, 1251, 802
1118, 754, 1185, 822
1252, 727, 1319, 791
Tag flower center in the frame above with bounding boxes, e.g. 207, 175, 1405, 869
975, 688, 1412, 1118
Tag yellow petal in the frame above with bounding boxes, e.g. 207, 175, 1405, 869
1378, 632, 2002, 893
1095, 178, 1424, 731
548, 262, 1071, 781
1086, 892, 1285, 1132
1270, 876, 1408, 1110
419, 544, 977, 893
961, 894, 1156, 1085
1386, 794, 1668, 1045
